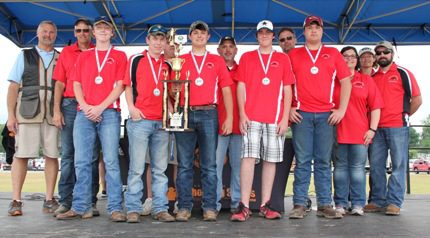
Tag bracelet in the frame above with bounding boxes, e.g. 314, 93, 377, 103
369, 128, 377, 133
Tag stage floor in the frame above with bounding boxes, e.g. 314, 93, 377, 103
0, 192, 429, 238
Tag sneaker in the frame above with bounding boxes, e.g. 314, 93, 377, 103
230, 207, 238, 214
317, 206, 343, 219
230, 202, 251, 222
203, 210, 218, 222
335, 205, 346, 215
289, 205, 307, 219
111, 211, 127, 222
56, 209, 93, 220
126, 212, 141, 223
259, 203, 282, 220
173, 201, 179, 214
92, 204, 100, 217
101, 190, 107, 198
141, 197, 152, 216
363, 203, 385, 213
350, 206, 364, 216
53, 204, 70, 217
8, 200, 23, 216
153, 211, 175, 222
43, 198, 60, 213
385, 204, 400, 216
305, 198, 312, 212
175, 209, 192, 222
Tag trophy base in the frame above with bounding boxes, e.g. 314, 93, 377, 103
161, 80, 191, 83
161, 128, 194, 132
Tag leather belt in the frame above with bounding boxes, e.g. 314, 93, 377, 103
189, 104, 217, 111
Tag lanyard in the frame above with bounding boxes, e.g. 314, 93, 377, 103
305, 44, 322, 65
190, 51, 208, 77
257, 48, 274, 76
95, 45, 112, 76
146, 51, 162, 87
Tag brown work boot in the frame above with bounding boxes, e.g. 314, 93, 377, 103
56, 209, 93, 220
175, 209, 192, 222
364, 203, 385, 213
153, 211, 175, 222
385, 204, 400, 216
8, 200, 23, 216
317, 206, 343, 219
111, 211, 127, 222
203, 210, 218, 222
43, 198, 60, 213
289, 205, 307, 219
126, 212, 141, 223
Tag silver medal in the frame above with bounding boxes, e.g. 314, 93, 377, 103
310, 66, 319, 75
153, 88, 161, 96
195, 77, 204, 86
262, 77, 270, 85
95, 75, 103, 84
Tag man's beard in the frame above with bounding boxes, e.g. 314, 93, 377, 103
378, 57, 393, 67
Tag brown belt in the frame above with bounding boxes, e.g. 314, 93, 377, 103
189, 104, 217, 111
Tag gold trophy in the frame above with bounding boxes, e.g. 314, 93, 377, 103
162, 28, 191, 131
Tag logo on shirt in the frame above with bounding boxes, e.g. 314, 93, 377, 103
389, 75, 399, 83
106, 58, 115, 64
206, 62, 214, 69
271, 61, 279, 67
322, 54, 330, 59
353, 81, 364, 88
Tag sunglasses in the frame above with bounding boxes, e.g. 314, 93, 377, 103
75, 28, 90, 33
375, 50, 391, 56
279, 36, 294, 42
149, 24, 168, 35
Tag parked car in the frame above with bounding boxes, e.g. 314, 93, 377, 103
412, 160, 430, 174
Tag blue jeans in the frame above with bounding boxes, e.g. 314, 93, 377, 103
58, 98, 100, 208
216, 134, 241, 211
369, 127, 409, 208
125, 119, 169, 214
333, 144, 367, 207
292, 111, 334, 207
174, 109, 218, 212
72, 110, 123, 214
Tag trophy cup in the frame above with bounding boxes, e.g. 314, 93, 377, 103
161, 28, 192, 131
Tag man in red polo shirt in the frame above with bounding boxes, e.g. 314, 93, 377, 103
365, 41, 422, 215
52, 18, 101, 217
215, 36, 241, 213
174, 20, 233, 222
231, 20, 294, 222
288, 16, 352, 219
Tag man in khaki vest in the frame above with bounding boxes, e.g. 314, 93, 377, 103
6, 20, 60, 216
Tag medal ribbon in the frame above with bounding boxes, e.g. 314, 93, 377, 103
95, 45, 112, 77
147, 50, 163, 89
305, 44, 322, 66
191, 51, 208, 78
257, 48, 274, 76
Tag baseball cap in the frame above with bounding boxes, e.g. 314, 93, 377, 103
303, 15, 323, 28
94, 16, 113, 27
148, 24, 168, 36
358, 47, 375, 57
375, 40, 394, 51
74, 18, 92, 27
219, 36, 236, 46
189, 20, 209, 35
256, 20, 274, 32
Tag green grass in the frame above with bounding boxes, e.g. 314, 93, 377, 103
1, 171, 429, 195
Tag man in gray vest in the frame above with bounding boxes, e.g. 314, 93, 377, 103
6, 20, 60, 216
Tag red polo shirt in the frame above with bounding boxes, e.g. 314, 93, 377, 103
123, 51, 170, 120
72, 47, 126, 110
337, 72, 384, 144
53, 42, 95, 97
373, 63, 421, 127
237, 50, 295, 124
288, 46, 351, 112
177, 52, 233, 106
218, 62, 240, 134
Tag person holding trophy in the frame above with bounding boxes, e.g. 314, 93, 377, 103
173, 20, 233, 222
122, 24, 175, 223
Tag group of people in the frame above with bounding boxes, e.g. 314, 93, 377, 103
6, 14, 421, 224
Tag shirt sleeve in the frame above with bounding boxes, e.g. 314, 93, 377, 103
366, 75, 384, 110
406, 69, 421, 97
115, 51, 127, 82
52, 50, 67, 83
217, 57, 233, 88
334, 50, 352, 81
71, 54, 83, 83
282, 54, 296, 86
236, 53, 247, 83
123, 55, 134, 86
7, 51, 24, 84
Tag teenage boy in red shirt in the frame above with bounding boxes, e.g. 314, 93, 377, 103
231, 20, 294, 222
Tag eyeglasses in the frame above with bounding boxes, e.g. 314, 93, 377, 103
75, 28, 90, 33
375, 50, 391, 56
279, 36, 294, 42
343, 54, 357, 60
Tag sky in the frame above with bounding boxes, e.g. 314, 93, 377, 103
0, 34, 429, 128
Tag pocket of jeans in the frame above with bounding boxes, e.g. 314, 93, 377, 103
19, 93, 40, 119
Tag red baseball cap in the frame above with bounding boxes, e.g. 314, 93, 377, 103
303, 15, 323, 28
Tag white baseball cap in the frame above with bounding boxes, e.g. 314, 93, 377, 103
257, 20, 274, 32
